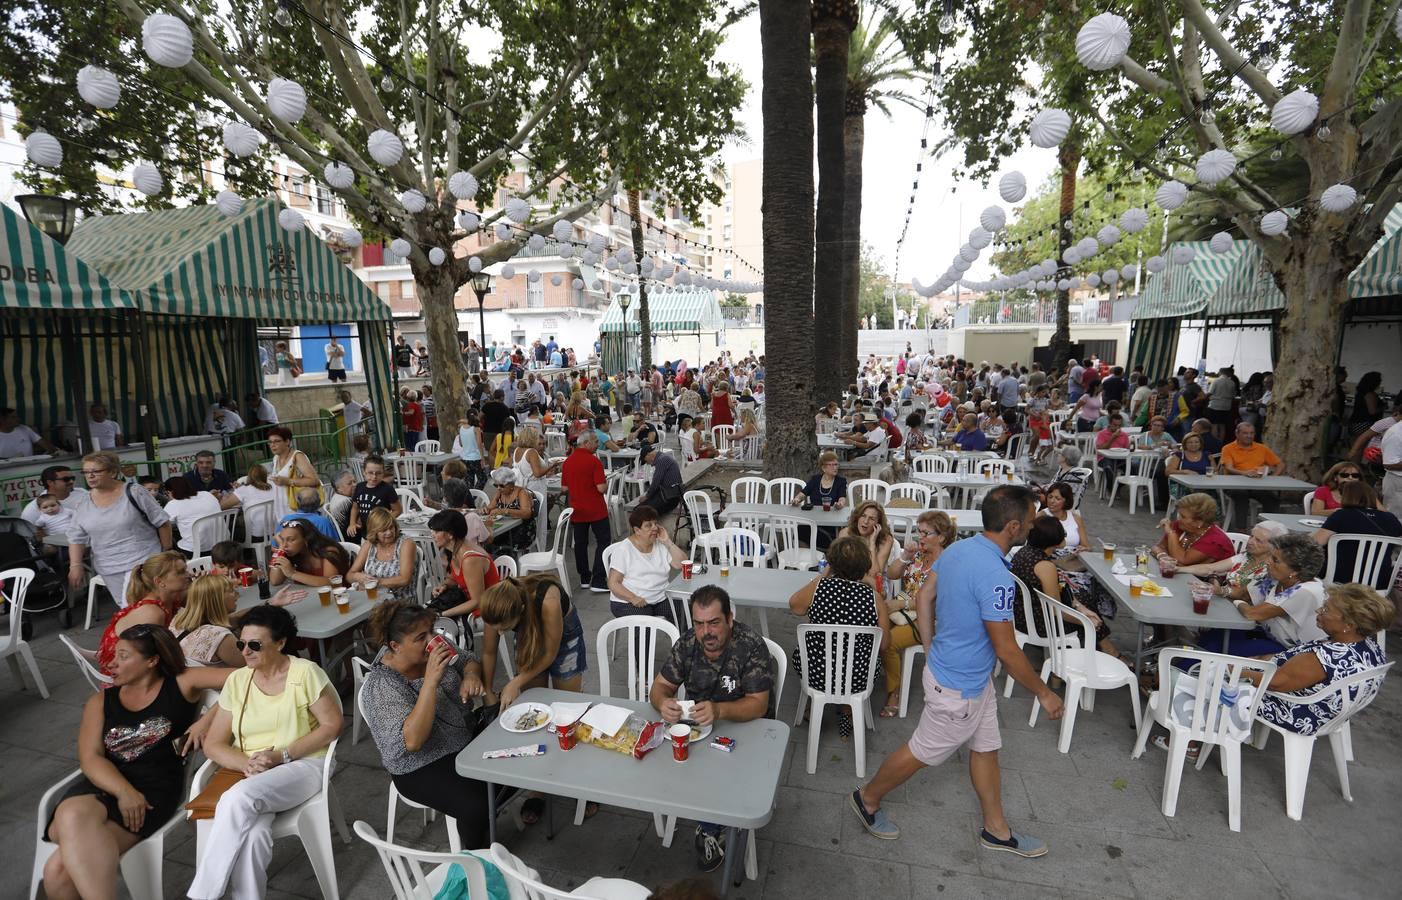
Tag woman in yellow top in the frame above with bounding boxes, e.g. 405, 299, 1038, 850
878, 510, 957, 716
187, 604, 342, 900
492, 416, 516, 469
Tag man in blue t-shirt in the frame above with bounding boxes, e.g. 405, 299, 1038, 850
849, 485, 1064, 857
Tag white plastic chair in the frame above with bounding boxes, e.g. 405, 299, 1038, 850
1322, 534, 1402, 590
735, 435, 762, 461
847, 478, 890, 507
683, 490, 726, 558
467, 488, 490, 511
82, 572, 108, 630
1130, 649, 1277, 832
911, 452, 951, 476
1064, 468, 1094, 509
896, 642, 924, 718
1251, 661, 1393, 820
1225, 532, 1250, 556
1003, 578, 1052, 699
189, 737, 351, 900
1302, 490, 1316, 515
1004, 432, 1031, 470
392, 455, 427, 491
0, 569, 49, 698
1029, 590, 1141, 752
768, 516, 823, 571
545, 430, 569, 459
518, 507, 572, 589
491, 843, 651, 899
397, 487, 427, 512
888, 483, 933, 508
414, 439, 441, 454
1108, 451, 1163, 515
816, 417, 841, 435
355, 820, 482, 899
188, 507, 241, 559
57, 633, 111, 692
730, 476, 770, 505
711, 424, 736, 456
241, 498, 276, 567
30, 769, 185, 900
976, 458, 1016, 479
186, 556, 215, 576
767, 477, 806, 506
794, 624, 883, 777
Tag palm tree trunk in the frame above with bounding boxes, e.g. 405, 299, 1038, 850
760, 0, 817, 476
812, 10, 850, 404
841, 107, 864, 390
1048, 142, 1080, 367
627, 188, 652, 370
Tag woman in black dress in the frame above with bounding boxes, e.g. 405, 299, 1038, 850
42, 625, 229, 900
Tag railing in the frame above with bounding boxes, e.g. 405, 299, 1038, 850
217, 414, 377, 479
951, 296, 1136, 327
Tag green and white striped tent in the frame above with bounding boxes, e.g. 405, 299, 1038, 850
1128, 242, 1243, 378
598, 287, 724, 373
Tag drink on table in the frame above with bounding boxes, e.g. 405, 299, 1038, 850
1129, 576, 1145, 598
365, 579, 379, 601
1102, 542, 1117, 561
669, 723, 691, 762
682, 560, 693, 580
335, 588, 351, 615
318, 586, 332, 607
1135, 546, 1149, 574
719, 563, 730, 577
1158, 554, 1177, 578
1190, 580, 1212, 614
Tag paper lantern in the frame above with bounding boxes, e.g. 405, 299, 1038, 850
952, 257, 972, 273
1120, 207, 1149, 234
1320, 183, 1357, 213
468, 257, 483, 273
604, 256, 620, 271
1086, 273, 1102, 288
142, 13, 193, 68
1259, 210, 1288, 236
571, 278, 584, 290
323, 162, 354, 189
367, 129, 404, 166
527, 270, 541, 283
1145, 255, 1166, 273
592, 280, 603, 291
622, 261, 637, 275
1029, 108, 1071, 148
77, 65, 121, 108
550, 274, 562, 286
1121, 263, 1138, 281
390, 238, 411, 258
428, 247, 446, 266
968, 226, 992, 250
1270, 89, 1318, 136
1075, 13, 1131, 70
586, 234, 606, 254
1154, 180, 1188, 210
1195, 149, 1237, 186
266, 78, 306, 123
640, 256, 656, 273
1077, 237, 1100, 257
1396, 8, 1402, 40
581, 250, 598, 265
1171, 245, 1197, 264
340, 228, 363, 248
1102, 268, 1118, 284
1057, 279, 1071, 291
998, 171, 1027, 203
215, 190, 243, 217
221, 122, 259, 158
1064, 247, 1082, 265
399, 189, 426, 214
132, 163, 163, 196
552, 220, 574, 243
277, 208, 304, 232
494, 223, 511, 241
448, 171, 478, 199
1096, 224, 1122, 246
500, 264, 516, 279
504, 196, 530, 223
24, 131, 62, 168
1209, 231, 1233, 253
527, 233, 546, 252
457, 211, 480, 231
1041, 258, 1058, 275
955, 245, 975, 263
979, 205, 1006, 232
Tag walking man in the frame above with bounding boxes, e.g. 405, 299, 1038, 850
849, 484, 1064, 857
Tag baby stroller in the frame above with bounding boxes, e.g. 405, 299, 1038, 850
0, 517, 72, 632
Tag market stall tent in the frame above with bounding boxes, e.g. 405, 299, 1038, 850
597, 287, 724, 373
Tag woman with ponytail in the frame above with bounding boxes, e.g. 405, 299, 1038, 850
360, 600, 502, 850
95, 551, 191, 677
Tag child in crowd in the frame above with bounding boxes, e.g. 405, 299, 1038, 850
348, 454, 401, 539
1028, 407, 1053, 464
138, 475, 166, 505
209, 541, 244, 578
33, 493, 72, 562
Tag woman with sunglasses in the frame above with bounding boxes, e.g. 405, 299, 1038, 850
1313, 481, 1402, 590
1312, 462, 1366, 514
67, 450, 172, 607
42, 626, 229, 900
188, 605, 342, 900
878, 510, 958, 717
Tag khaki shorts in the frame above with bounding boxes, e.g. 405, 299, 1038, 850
907, 667, 1002, 766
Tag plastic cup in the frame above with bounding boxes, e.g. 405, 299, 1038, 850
365, 580, 379, 601
1005, 471, 1013, 482
1102, 543, 1116, 561
336, 592, 351, 615
822, 501, 832, 512
719, 564, 730, 577
1158, 556, 1177, 578
1129, 576, 1145, 598
329, 575, 343, 588
682, 561, 693, 580
557, 721, 578, 751
669, 723, 691, 762
318, 586, 332, 607
1191, 581, 1213, 614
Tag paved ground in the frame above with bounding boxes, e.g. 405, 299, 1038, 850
4, 460, 1399, 899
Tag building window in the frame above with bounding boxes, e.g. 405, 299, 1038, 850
315, 183, 336, 216
401, 280, 416, 299
375, 282, 391, 300
527, 279, 544, 308
384, 246, 407, 266
722, 224, 733, 240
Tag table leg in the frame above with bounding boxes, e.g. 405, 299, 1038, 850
486, 783, 497, 845
1133, 623, 1146, 676
1221, 631, 1230, 654
717, 825, 741, 895
546, 794, 557, 841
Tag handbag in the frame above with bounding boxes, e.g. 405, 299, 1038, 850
183, 673, 254, 820
281, 451, 325, 509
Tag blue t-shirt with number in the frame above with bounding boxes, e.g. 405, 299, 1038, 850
928, 534, 1015, 698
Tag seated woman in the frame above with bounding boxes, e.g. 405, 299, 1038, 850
902, 411, 931, 461
677, 414, 718, 460
1164, 431, 1213, 503
1133, 415, 1177, 453
1311, 461, 1366, 514
815, 402, 841, 428
163, 477, 241, 556
440, 478, 493, 545
1313, 481, 1402, 589
1153, 492, 1235, 568
361, 600, 502, 850
484, 467, 537, 553
991, 409, 1022, 455
1245, 583, 1392, 735
348, 507, 419, 601
837, 501, 896, 586
1198, 533, 1329, 657
42, 627, 229, 900
879, 510, 957, 716
1010, 517, 1120, 658
1036, 445, 1088, 508
606, 506, 688, 622
731, 408, 762, 452
428, 509, 499, 620
511, 427, 558, 496
187, 605, 342, 900
787, 536, 889, 738
232, 465, 278, 542
97, 551, 192, 677
267, 519, 351, 589
793, 451, 848, 511
169, 574, 244, 667
1179, 519, 1290, 600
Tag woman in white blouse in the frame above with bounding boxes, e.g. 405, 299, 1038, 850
605, 506, 688, 623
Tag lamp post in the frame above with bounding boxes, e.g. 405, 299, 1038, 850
17, 194, 80, 245
470, 272, 493, 375
617, 292, 633, 372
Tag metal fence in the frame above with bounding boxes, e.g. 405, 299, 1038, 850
951, 295, 1137, 328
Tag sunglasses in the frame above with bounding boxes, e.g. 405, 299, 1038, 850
1337, 472, 1361, 480
235, 640, 267, 652
55, 476, 76, 483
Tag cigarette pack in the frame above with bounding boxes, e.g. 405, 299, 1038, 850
483, 744, 546, 760
709, 736, 736, 753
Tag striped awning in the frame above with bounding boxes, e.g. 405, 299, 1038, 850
1132, 242, 1244, 319
598, 287, 724, 333
67, 197, 392, 322
1128, 317, 1182, 381
1348, 203, 1402, 299
0, 203, 133, 312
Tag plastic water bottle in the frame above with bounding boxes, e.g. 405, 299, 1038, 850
1219, 683, 1239, 709
1135, 546, 1149, 574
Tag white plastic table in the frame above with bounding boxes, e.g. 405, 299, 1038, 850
717, 503, 985, 546
912, 472, 1024, 488
1259, 512, 1329, 534
455, 687, 789, 893
1169, 472, 1315, 528
235, 583, 374, 677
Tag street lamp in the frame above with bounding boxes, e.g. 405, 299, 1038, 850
17, 194, 80, 245
617, 292, 632, 371
470, 271, 493, 374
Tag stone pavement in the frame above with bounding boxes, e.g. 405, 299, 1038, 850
2, 468, 1398, 899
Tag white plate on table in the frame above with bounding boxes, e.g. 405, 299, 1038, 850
1299, 517, 1325, 528
684, 722, 713, 744
500, 702, 552, 733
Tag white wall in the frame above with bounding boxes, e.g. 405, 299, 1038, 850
1340, 323, 1402, 389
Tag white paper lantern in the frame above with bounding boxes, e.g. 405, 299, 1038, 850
592, 280, 604, 291
586, 234, 606, 254
399, 189, 427, 214
277, 208, 304, 232
504, 197, 531, 223
132, 163, 163, 196
1075, 13, 1131, 70
952, 257, 972, 273
323, 162, 354, 189
1195, 149, 1237, 186
1096, 224, 1122, 246
1121, 263, 1138, 281
998, 171, 1027, 203
221, 121, 259, 158
1057, 279, 1072, 291
142, 13, 193, 68
979, 205, 1006, 232
367, 129, 404, 166
215, 190, 243, 217
550, 274, 563, 286
494, 223, 511, 241
640, 256, 656, 274
1077, 237, 1100, 257
1086, 273, 1102, 288
621, 261, 637, 275
525, 233, 545, 253
457, 211, 480, 231
1270, 89, 1318, 136
1259, 210, 1289, 237
390, 238, 411, 258
1172, 245, 1197, 264
604, 256, 620, 271
959, 245, 979, 263
1154, 180, 1188, 210
462, 257, 480, 274
1064, 247, 1083, 265
1120, 207, 1149, 234
24, 131, 62, 168
1320, 183, 1357, 213
1396, 8, 1402, 40
968, 226, 992, 249
1145, 255, 1167, 273
1041, 258, 1058, 275
581, 250, 598, 266
428, 247, 446, 266
340, 228, 363, 248
501, 264, 516, 279
77, 65, 121, 108
572, 277, 585, 290
266, 78, 306, 123
527, 270, 541, 283
552, 220, 574, 243
1102, 268, 1118, 284
1209, 231, 1234, 253
1029, 108, 1071, 148
448, 171, 478, 200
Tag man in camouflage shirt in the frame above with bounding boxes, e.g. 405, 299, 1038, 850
650, 585, 773, 872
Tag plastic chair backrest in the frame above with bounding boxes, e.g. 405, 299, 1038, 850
414, 440, 441, 454
339, 541, 362, 564
190, 507, 240, 559
1127, 450, 1163, 480
392, 456, 426, 487
396, 488, 426, 512
911, 453, 950, 475
707, 527, 766, 568
763, 637, 787, 716
847, 478, 890, 507
1036, 589, 1095, 681
470, 488, 490, 511
596, 616, 679, 701
352, 656, 373, 727
1153, 648, 1277, 744
816, 418, 841, 434
1013, 577, 1051, 649
490, 844, 582, 900
1302, 491, 1316, 515
1262, 661, 1394, 739
186, 556, 215, 577
1005, 432, 1030, 464
243, 498, 276, 540
0, 568, 34, 650
58, 633, 111, 691
795, 623, 883, 699
712, 424, 735, 454
1225, 532, 1250, 556
889, 483, 932, 508
1065, 469, 1094, 508
767, 478, 806, 506
736, 435, 762, 461
767, 516, 807, 554
1073, 432, 1098, 459
683, 491, 718, 537
977, 458, 1015, 477
550, 507, 574, 556
355, 820, 490, 900
1324, 534, 1402, 589
495, 556, 518, 581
